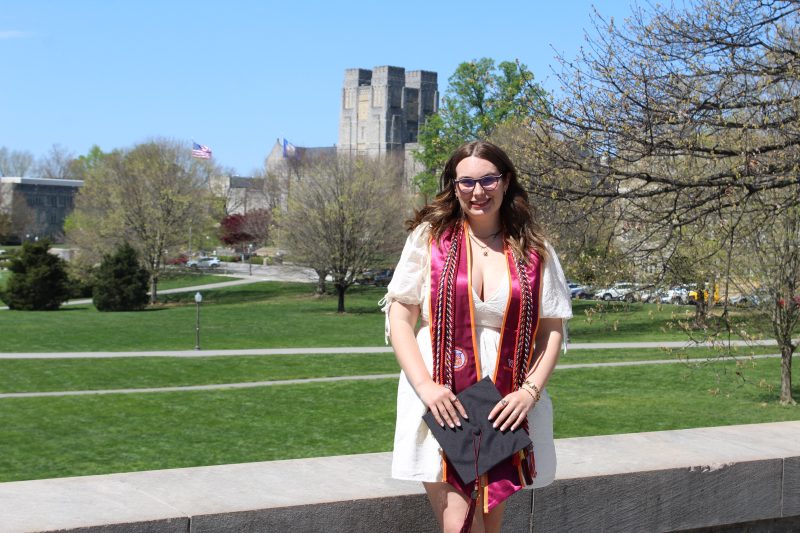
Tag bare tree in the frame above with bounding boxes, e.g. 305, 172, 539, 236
521, 0, 800, 403
67, 139, 220, 302
730, 195, 799, 404
0, 147, 35, 177
280, 152, 408, 312
490, 122, 631, 286
37, 144, 78, 180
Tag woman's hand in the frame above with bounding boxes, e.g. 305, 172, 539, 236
417, 381, 469, 429
488, 389, 536, 431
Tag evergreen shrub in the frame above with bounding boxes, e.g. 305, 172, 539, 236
92, 242, 150, 311
2, 240, 70, 310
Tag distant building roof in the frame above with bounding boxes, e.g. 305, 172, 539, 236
0, 176, 84, 187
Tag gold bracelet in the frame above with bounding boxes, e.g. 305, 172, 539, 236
522, 381, 541, 403
520, 385, 536, 403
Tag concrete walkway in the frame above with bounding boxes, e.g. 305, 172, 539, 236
0, 338, 788, 359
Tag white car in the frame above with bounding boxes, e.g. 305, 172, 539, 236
594, 282, 637, 301
660, 286, 689, 305
187, 257, 221, 269
567, 282, 592, 299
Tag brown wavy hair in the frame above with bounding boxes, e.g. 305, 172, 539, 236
408, 140, 547, 262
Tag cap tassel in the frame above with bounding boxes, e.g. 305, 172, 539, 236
460, 430, 482, 533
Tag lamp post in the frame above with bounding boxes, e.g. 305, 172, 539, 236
248, 243, 253, 276
194, 291, 203, 350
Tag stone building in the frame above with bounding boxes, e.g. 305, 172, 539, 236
209, 175, 271, 215
338, 66, 438, 182
338, 66, 438, 156
0, 177, 82, 243
220, 65, 439, 215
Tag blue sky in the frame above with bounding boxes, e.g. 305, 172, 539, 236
1, 1, 634, 175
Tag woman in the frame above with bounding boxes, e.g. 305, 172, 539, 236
382, 141, 572, 532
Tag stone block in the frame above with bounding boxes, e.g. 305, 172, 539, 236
190, 495, 437, 533
0, 476, 188, 533
783, 456, 800, 517
50, 519, 187, 533
502, 488, 533, 532
532, 459, 782, 533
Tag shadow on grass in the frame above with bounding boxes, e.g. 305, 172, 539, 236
753, 383, 800, 404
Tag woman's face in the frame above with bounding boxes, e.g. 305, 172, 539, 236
454, 156, 508, 224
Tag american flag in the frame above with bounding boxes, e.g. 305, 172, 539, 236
191, 142, 212, 159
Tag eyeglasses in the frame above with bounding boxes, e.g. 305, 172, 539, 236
454, 174, 503, 193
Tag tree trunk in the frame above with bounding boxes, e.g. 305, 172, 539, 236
149, 275, 158, 304
693, 282, 707, 328
315, 269, 326, 295
780, 342, 796, 405
693, 295, 706, 327
337, 284, 346, 313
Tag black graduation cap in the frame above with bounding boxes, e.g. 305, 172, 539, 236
422, 376, 532, 485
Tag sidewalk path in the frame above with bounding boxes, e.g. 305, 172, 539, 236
1, 352, 792, 400
0, 339, 788, 360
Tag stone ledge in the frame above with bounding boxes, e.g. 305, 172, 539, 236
0, 421, 798, 533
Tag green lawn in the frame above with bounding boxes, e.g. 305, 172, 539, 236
1, 280, 797, 483
0, 346, 783, 394
157, 272, 240, 290
567, 299, 778, 343
0, 353, 398, 393
0, 357, 796, 482
0, 283, 388, 352
0, 282, 784, 352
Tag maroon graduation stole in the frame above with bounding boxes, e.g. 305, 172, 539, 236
429, 220, 542, 513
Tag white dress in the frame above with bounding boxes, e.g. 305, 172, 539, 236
381, 223, 573, 488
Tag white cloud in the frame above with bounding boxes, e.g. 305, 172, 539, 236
0, 31, 31, 40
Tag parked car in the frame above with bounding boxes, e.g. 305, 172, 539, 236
567, 282, 593, 299
372, 269, 394, 287
355, 268, 394, 286
594, 282, 637, 301
187, 256, 221, 268
660, 286, 689, 305
729, 293, 759, 307
166, 254, 189, 266
638, 286, 665, 303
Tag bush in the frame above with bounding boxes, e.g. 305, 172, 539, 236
218, 255, 239, 262
68, 272, 94, 299
249, 256, 264, 265
92, 242, 150, 311
1, 240, 70, 310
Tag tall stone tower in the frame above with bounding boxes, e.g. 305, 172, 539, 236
338, 66, 438, 157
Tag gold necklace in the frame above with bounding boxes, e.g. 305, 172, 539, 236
468, 231, 499, 256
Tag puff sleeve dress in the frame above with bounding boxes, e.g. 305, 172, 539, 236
382, 223, 573, 488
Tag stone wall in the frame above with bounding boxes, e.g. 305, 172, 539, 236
1, 421, 797, 532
